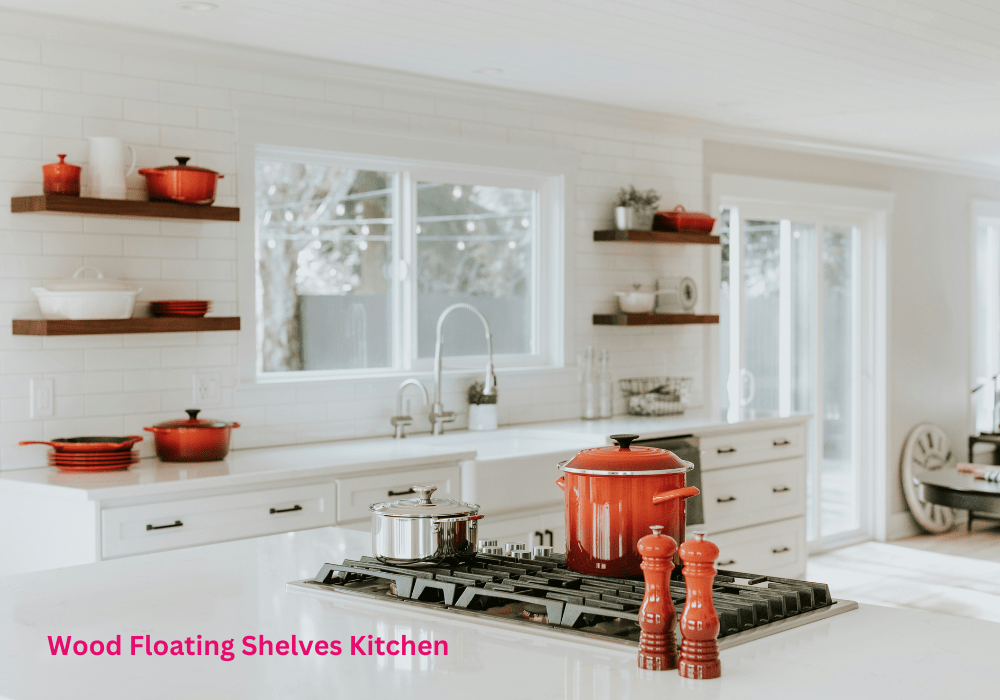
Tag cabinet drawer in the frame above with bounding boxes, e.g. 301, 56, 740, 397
700, 424, 805, 471
477, 507, 565, 553
102, 482, 337, 559
336, 465, 460, 524
701, 458, 806, 533
709, 517, 805, 577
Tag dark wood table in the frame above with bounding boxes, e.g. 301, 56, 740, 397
968, 433, 1000, 464
916, 468, 1000, 531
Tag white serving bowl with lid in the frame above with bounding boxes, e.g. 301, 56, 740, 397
31, 266, 141, 320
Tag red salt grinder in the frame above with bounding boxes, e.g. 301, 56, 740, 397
637, 524, 678, 671
678, 532, 721, 679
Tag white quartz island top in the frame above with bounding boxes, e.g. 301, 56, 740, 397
0, 525, 994, 700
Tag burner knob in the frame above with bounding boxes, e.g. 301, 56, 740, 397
532, 546, 554, 558
478, 539, 498, 549
511, 550, 532, 560
480, 546, 503, 555
504, 542, 527, 554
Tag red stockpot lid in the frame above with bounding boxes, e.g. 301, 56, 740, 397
560, 434, 692, 475
150, 409, 237, 429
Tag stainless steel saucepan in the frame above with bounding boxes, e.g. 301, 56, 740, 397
369, 485, 483, 566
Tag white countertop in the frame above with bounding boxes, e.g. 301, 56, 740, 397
0, 411, 809, 501
0, 525, 994, 700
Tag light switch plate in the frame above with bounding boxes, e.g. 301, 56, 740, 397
193, 372, 221, 406
30, 378, 54, 418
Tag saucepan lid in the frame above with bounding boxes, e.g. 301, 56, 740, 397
559, 434, 693, 475
370, 485, 480, 518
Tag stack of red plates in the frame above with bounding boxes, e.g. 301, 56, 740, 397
48, 449, 139, 472
150, 300, 211, 318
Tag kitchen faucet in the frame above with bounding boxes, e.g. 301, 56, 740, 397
430, 303, 496, 435
390, 378, 429, 439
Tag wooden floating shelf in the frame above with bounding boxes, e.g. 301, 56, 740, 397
11, 195, 240, 221
593, 313, 720, 326
593, 229, 719, 244
13, 317, 241, 336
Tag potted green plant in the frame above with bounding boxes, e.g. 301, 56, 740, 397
614, 185, 661, 230
467, 381, 498, 431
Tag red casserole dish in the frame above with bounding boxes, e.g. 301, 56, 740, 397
652, 205, 716, 233
139, 157, 223, 205
556, 434, 699, 577
144, 409, 240, 462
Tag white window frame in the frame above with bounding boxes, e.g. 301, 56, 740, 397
236, 116, 570, 387
712, 174, 891, 550
971, 201, 1000, 436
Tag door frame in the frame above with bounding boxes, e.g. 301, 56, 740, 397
711, 175, 892, 551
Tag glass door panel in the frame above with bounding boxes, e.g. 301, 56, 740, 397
742, 220, 780, 413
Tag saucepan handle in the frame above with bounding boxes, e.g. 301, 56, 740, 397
18, 441, 56, 448
652, 486, 700, 505
555, 476, 566, 491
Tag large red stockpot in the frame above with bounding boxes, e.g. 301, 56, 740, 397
144, 409, 240, 462
556, 434, 699, 577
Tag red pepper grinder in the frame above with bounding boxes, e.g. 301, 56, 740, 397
678, 532, 721, 679
636, 524, 678, 671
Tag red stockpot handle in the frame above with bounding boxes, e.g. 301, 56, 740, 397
556, 476, 565, 490
652, 485, 700, 505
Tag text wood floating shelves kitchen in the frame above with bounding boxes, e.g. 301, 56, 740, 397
593, 314, 720, 326
593, 230, 720, 244
10, 195, 240, 222
12, 317, 241, 336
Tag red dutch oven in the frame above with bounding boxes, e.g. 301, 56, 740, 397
139, 157, 223, 205
556, 434, 699, 577
144, 409, 240, 462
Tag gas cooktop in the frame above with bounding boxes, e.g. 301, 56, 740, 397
287, 551, 857, 651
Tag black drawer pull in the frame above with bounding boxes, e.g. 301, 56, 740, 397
534, 531, 543, 545
270, 505, 303, 515
718, 559, 736, 567
716, 496, 737, 503
772, 486, 791, 493
773, 439, 791, 446
388, 488, 416, 497
544, 529, 554, 546
146, 520, 183, 531
717, 447, 737, 454
772, 546, 790, 554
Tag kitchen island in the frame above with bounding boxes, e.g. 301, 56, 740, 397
0, 525, 995, 700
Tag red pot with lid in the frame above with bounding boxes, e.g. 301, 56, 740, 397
139, 157, 223, 205
556, 434, 699, 577
42, 154, 81, 196
652, 205, 716, 234
144, 409, 240, 462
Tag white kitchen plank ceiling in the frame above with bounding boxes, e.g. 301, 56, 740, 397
5, 0, 1000, 167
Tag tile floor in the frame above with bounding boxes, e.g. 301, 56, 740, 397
807, 521, 1000, 623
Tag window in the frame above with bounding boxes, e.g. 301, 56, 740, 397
972, 205, 1000, 434
254, 147, 550, 378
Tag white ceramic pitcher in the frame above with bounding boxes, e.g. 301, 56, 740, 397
88, 137, 136, 200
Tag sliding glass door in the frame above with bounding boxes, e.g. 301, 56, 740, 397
720, 206, 869, 547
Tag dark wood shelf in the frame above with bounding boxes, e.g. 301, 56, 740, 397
11, 195, 240, 221
12, 317, 241, 336
594, 229, 719, 244
593, 313, 720, 326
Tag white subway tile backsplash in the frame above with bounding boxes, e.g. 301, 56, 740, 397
123, 235, 197, 259
81, 71, 157, 101
123, 99, 197, 127
86, 391, 160, 417
42, 232, 123, 256
1, 84, 42, 111
159, 345, 230, 368
42, 42, 120, 73
2, 349, 84, 375
161, 258, 233, 280
159, 81, 230, 109
0, 59, 80, 91
84, 348, 160, 371
160, 125, 233, 154
123, 54, 196, 83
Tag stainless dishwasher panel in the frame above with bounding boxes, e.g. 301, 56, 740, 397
634, 435, 703, 526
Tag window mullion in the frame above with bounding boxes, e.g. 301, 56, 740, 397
398, 171, 416, 371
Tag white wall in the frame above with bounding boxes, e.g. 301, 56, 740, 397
703, 140, 1000, 537
0, 9, 709, 469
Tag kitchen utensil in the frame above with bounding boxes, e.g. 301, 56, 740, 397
619, 377, 692, 416
652, 205, 716, 234
369, 485, 483, 566
143, 409, 240, 462
88, 137, 136, 200
678, 533, 721, 680
555, 434, 699, 577
150, 300, 211, 318
637, 525, 678, 671
139, 157, 223, 205
654, 277, 698, 313
31, 266, 140, 320
42, 154, 81, 196
19, 436, 143, 452
615, 285, 674, 314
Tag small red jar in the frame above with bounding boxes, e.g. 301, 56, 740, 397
556, 434, 699, 577
42, 154, 81, 196
144, 409, 240, 462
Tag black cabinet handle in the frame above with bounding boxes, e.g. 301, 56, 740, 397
534, 531, 543, 546
146, 520, 183, 531
718, 559, 736, 567
716, 496, 737, 503
773, 439, 791, 446
772, 547, 790, 554
772, 486, 791, 493
544, 529, 554, 546
270, 505, 303, 515
388, 488, 416, 497
717, 447, 737, 454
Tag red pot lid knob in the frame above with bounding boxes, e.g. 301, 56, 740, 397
637, 524, 677, 559
679, 532, 720, 563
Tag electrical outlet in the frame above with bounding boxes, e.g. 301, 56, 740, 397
193, 372, 221, 406
30, 378, 54, 418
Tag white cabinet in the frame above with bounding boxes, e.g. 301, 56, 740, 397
710, 517, 806, 578
701, 457, 806, 533
478, 507, 566, 553
336, 465, 461, 524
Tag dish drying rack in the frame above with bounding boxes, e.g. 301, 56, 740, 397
619, 377, 692, 416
